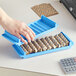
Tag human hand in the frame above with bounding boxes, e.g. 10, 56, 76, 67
0, 8, 35, 44
2, 18, 36, 44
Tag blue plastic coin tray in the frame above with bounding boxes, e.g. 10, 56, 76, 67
2, 15, 74, 59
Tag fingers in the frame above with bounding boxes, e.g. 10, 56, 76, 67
26, 26, 36, 37
14, 32, 27, 44
13, 22, 36, 44
19, 35, 27, 44
23, 29, 34, 41
15, 28, 35, 44
20, 30, 31, 42
22, 22, 36, 37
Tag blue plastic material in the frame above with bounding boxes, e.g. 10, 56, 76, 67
2, 15, 74, 59
2, 15, 58, 46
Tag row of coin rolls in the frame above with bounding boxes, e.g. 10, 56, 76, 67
21, 32, 69, 55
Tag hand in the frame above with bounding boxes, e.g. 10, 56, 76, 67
2, 19, 36, 44
0, 8, 35, 44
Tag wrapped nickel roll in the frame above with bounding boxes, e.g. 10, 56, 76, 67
40, 38, 52, 50
49, 36, 61, 48
36, 39, 47, 51
32, 41, 42, 52
45, 37, 56, 49
28, 42, 38, 53
54, 34, 66, 47
23, 44, 33, 53
58, 33, 69, 46
21, 45, 30, 55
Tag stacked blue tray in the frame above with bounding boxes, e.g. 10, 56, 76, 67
2, 15, 74, 59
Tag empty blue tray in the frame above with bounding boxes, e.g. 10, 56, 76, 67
2, 15, 74, 59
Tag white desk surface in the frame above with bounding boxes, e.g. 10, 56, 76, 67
0, 0, 76, 76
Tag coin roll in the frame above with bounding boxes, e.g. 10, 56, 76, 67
28, 42, 38, 53
54, 35, 66, 47
49, 36, 61, 48
23, 44, 33, 53
40, 38, 52, 50
21, 45, 30, 55
58, 33, 69, 46
36, 39, 47, 51
45, 37, 56, 49
32, 41, 42, 52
